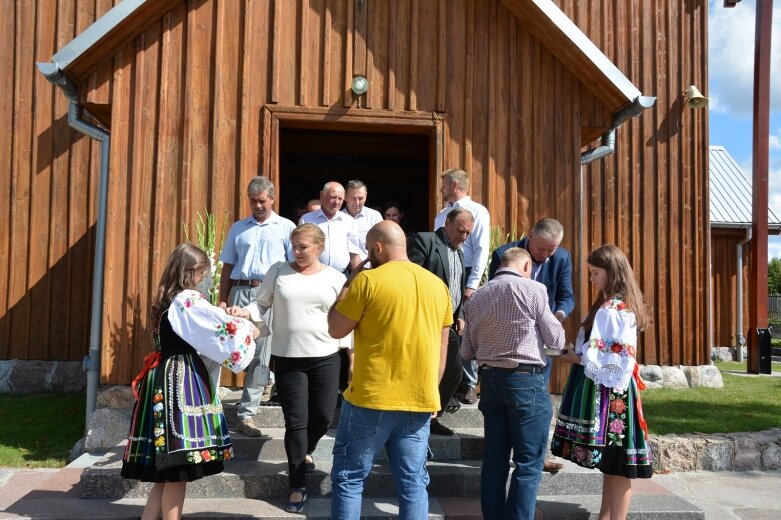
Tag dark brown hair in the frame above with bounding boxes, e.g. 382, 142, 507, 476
581, 244, 649, 334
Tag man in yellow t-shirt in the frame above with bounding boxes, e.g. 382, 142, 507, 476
327, 220, 452, 520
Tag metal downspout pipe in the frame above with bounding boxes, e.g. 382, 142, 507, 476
736, 227, 752, 362
37, 62, 110, 434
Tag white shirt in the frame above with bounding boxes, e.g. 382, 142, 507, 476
299, 209, 360, 272
433, 196, 490, 290
341, 206, 383, 259
245, 262, 348, 358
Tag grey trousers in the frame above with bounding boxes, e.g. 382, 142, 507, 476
227, 285, 273, 420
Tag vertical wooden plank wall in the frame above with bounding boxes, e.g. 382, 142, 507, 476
0, 0, 119, 363
711, 231, 751, 348
2, 0, 709, 384
558, 0, 710, 366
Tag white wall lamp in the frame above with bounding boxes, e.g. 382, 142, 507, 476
351, 76, 369, 96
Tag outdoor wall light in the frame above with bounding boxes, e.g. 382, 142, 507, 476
351, 76, 369, 96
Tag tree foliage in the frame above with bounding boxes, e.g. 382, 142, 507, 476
769, 258, 781, 295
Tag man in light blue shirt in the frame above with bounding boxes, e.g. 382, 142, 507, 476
218, 176, 295, 436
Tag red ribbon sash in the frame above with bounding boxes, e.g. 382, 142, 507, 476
131, 352, 161, 399
632, 363, 649, 436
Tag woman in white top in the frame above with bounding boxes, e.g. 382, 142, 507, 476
230, 223, 348, 513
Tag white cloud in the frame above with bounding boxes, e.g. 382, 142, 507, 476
771, 128, 781, 150
709, 0, 781, 117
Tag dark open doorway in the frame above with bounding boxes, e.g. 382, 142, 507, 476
278, 128, 431, 234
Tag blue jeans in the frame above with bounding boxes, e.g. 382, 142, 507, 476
478, 368, 552, 520
331, 400, 432, 520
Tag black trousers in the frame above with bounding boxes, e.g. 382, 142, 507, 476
438, 327, 463, 414
273, 352, 341, 488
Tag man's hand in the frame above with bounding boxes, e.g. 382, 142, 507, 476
554, 310, 566, 323
464, 288, 475, 300
344, 258, 370, 288
558, 343, 581, 364
455, 318, 466, 336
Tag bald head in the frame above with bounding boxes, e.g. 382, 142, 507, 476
366, 221, 408, 266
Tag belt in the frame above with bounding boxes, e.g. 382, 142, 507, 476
232, 279, 262, 287
480, 363, 542, 374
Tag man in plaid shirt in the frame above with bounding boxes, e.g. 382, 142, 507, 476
461, 247, 565, 520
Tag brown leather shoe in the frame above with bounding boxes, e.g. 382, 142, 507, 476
430, 418, 455, 436
543, 460, 564, 474
459, 387, 478, 404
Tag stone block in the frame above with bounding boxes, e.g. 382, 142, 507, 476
640, 365, 663, 383
729, 436, 762, 471
653, 435, 697, 472
50, 361, 86, 392
0, 360, 16, 393
682, 366, 701, 387
698, 365, 724, 388
10, 360, 51, 393
96, 385, 136, 409
643, 381, 663, 390
760, 440, 781, 470
85, 408, 131, 452
693, 436, 733, 471
662, 366, 690, 389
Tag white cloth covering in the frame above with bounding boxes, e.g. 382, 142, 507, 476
167, 290, 256, 373
245, 261, 350, 358
575, 298, 638, 392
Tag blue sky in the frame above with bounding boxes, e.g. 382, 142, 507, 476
709, 0, 781, 259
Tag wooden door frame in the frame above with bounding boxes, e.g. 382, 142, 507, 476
260, 105, 444, 223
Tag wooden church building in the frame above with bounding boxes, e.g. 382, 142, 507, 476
1, 0, 709, 390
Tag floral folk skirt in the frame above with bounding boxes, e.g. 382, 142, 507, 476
550, 363, 652, 478
121, 353, 234, 483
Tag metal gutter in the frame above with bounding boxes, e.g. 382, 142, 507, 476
50, 0, 147, 71
36, 62, 110, 435
581, 95, 657, 165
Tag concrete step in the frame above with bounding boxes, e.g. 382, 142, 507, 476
222, 400, 485, 430
230, 427, 485, 462
5, 463, 703, 519
81, 444, 592, 500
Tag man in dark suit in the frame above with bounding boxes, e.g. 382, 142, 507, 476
488, 217, 575, 472
408, 208, 474, 436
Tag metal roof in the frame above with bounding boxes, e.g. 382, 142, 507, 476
709, 145, 781, 231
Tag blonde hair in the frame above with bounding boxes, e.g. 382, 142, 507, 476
152, 243, 210, 315
500, 247, 531, 267
290, 223, 326, 250
582, 244, 649, 333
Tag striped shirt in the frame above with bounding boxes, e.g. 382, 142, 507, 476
460, 268, 565, 368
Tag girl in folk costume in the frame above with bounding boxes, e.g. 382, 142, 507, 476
121, 243, 259, 520
551, 244, 652, 520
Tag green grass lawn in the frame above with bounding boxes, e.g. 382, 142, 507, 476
0, 393, 85, 468
642, 361, 781, 436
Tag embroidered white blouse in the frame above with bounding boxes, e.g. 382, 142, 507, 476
575, 298, 638, 392
167, 290, 256, 374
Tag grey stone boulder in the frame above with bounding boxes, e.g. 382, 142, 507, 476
693, 435, 733, 471
640, 365, 663, 383
69, 437, 86, 463
698, 365, 724, 388
50, 362, 86, 393
85, 408, 131, 452
728, 435, 762, 471
662, 366, 689, 389
97, 385, 136, 409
